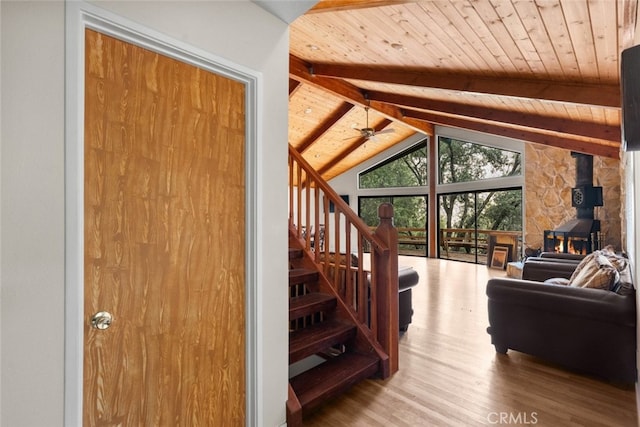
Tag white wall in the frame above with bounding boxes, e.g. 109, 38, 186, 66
1, 1, 289, 426
1, 2, 66, 425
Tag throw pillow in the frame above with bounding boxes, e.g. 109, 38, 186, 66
614, 266, 635, 295
568, 251, 596, 279
568, 251, 619, 290
601, 246, 628, 270
600, 247, 635, 295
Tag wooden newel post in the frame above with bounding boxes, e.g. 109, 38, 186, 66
373, 202, 399, 374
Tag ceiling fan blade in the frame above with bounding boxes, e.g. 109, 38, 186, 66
375, 128, 396, 135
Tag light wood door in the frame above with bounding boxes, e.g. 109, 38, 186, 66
83, 29, 246, 426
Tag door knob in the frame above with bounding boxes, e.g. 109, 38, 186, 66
91, 311, 113, 330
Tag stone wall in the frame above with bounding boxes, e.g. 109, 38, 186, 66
525, 144, 623, 252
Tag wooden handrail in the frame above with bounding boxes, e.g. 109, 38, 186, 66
288, 144, 399, 375
289, 146, 390, 255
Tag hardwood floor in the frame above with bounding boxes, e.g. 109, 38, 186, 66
303, 257, 638, 426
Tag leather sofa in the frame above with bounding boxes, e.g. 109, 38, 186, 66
518, 254, 581, 281
486, 254, 637, 384
398, 266, 419, 332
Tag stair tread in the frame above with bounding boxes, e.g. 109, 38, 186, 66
289, 320, 356, 364
289, 268, 319, 286
290, 293, 336, 320
290, 351, 380, 413
289, 248, 303, 260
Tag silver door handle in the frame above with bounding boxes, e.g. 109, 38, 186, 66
91, 311, 113, 330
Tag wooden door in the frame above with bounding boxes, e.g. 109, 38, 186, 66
83, 29, 246, 426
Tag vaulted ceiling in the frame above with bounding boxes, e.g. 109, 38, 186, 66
288, 0, 639, 180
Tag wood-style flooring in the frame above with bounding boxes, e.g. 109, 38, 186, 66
303, 257, 638, 426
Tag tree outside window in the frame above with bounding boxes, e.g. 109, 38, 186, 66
438, 136, 522, 231
359, 142, 427, 189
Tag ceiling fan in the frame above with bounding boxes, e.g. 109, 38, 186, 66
348, 106, 395, 141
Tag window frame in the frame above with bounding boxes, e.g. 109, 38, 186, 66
358, 139, 428, 190
436, 128, 524, 195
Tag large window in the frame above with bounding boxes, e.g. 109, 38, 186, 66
439, 188, 522, 263
359, 141, 427, 189
436, 135, 523, 263
354, 131, 523, 263
359, 195, 427, 256
438, 136, 521, 184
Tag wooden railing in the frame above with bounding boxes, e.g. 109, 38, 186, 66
397, 227, 427, 245
440, 228, 521, 260
289, 145, 399, 374
367, 226, 427, 256
440, 228, 489, 255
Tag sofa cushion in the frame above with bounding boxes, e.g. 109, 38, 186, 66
568, 251, 619, 290
544, 277, 570, 286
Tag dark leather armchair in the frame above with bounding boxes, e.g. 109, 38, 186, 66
486, 257, 637, 384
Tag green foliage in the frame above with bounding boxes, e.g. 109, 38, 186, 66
479, 190, 522, 230
438, 137, 521, 184
359, 142, 427, 189
359, 197, 391, 226
359, 196, 426, 229
438, 189, 522, 231
438, 136, 522, 232
358, 137, 522, 260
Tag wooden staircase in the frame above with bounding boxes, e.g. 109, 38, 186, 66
287, 144, 399, 425
287, 239, 383, 425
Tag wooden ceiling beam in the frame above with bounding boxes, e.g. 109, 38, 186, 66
290, 55, 434, 136
311, 63, 621, 108
368, 91, 621, 143
308, 0, 419, 13
296, 102, 355, 153
318, 118, 394, 177
289, 79, 302, 97
402, 110, 620, 159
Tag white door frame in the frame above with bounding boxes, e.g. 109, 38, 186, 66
64, 3, 260, 425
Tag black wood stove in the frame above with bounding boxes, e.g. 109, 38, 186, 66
543, 153, 602, 255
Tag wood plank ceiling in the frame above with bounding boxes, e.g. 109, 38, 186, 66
288, 0, 639, 180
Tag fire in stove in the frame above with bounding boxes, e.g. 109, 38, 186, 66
544, 219, 601, 255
